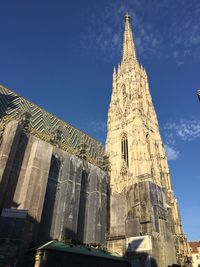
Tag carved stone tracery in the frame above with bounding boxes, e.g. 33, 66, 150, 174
106, 13, 191, 266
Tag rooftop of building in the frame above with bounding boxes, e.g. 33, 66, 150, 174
0, 84, 104, 167
189, 241, 200, 253
37, 240, 128, 262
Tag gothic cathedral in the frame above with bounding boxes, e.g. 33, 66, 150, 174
106, 13, 190, 267
0, 12, 192, 267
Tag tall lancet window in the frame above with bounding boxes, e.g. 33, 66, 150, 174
121, 133, 129, 167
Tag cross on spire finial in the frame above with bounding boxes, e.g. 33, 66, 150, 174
122, 12, 137, 62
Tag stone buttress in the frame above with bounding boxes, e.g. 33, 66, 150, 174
0, 86, 107, 247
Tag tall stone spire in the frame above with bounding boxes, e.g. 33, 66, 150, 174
122, 13, 137, 62
106, 13, 191, 267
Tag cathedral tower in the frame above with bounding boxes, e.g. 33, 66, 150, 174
106, 13, 190, 267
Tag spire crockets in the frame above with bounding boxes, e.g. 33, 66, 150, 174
122, 13, 137, 62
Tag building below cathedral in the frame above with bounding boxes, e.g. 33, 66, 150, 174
27, 240, 128, 267
0, 12, 192, 267
189, 241, 200, 267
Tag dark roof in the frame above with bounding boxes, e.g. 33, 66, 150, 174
189, 241, 200, 253
37, 241, 127, 262
0, 84, 104, 166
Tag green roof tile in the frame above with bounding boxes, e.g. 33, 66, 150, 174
38, 241, 127, 262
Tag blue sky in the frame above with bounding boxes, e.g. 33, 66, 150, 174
0, 0, 200, 241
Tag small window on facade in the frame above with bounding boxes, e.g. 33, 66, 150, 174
121, 134, 129, 167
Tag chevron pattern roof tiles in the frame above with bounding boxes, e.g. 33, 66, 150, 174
0, 85, 104, 164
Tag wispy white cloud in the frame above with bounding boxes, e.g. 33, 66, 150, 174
80, 0, 200, 63
163, 119, 200, 144
87, 121, 107, 134
164, 144, 180, 161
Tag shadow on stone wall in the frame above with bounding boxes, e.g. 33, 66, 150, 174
0, 92, 21, 211
0, 203, 39, 267
125, 237, 159, 267
0, 132, 29, 210
0, 92, 19, 119
125, 241, 183, 267
127, 252, 158, 267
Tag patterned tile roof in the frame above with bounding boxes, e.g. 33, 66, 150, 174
0, 84, 104, 165
189, 242, 200, 253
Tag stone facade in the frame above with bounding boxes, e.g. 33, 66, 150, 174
0, 87, 107, 252
106, 13, 191, 267
189, 242, 200, 267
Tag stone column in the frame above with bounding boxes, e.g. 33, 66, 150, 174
0, 120, 22, 206
15, 136, 52, 223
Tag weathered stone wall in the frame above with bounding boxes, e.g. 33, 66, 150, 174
0, 120, 107, 247
39, 149, 107, 245
0, 120, 22, 208
125, 181, 177, 266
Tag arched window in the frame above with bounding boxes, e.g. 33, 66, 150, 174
121, 134, 129, 167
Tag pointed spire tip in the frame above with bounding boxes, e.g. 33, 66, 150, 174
113, 66, 116, 76
125, 12, 130, 21
122, 12, 136, 61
